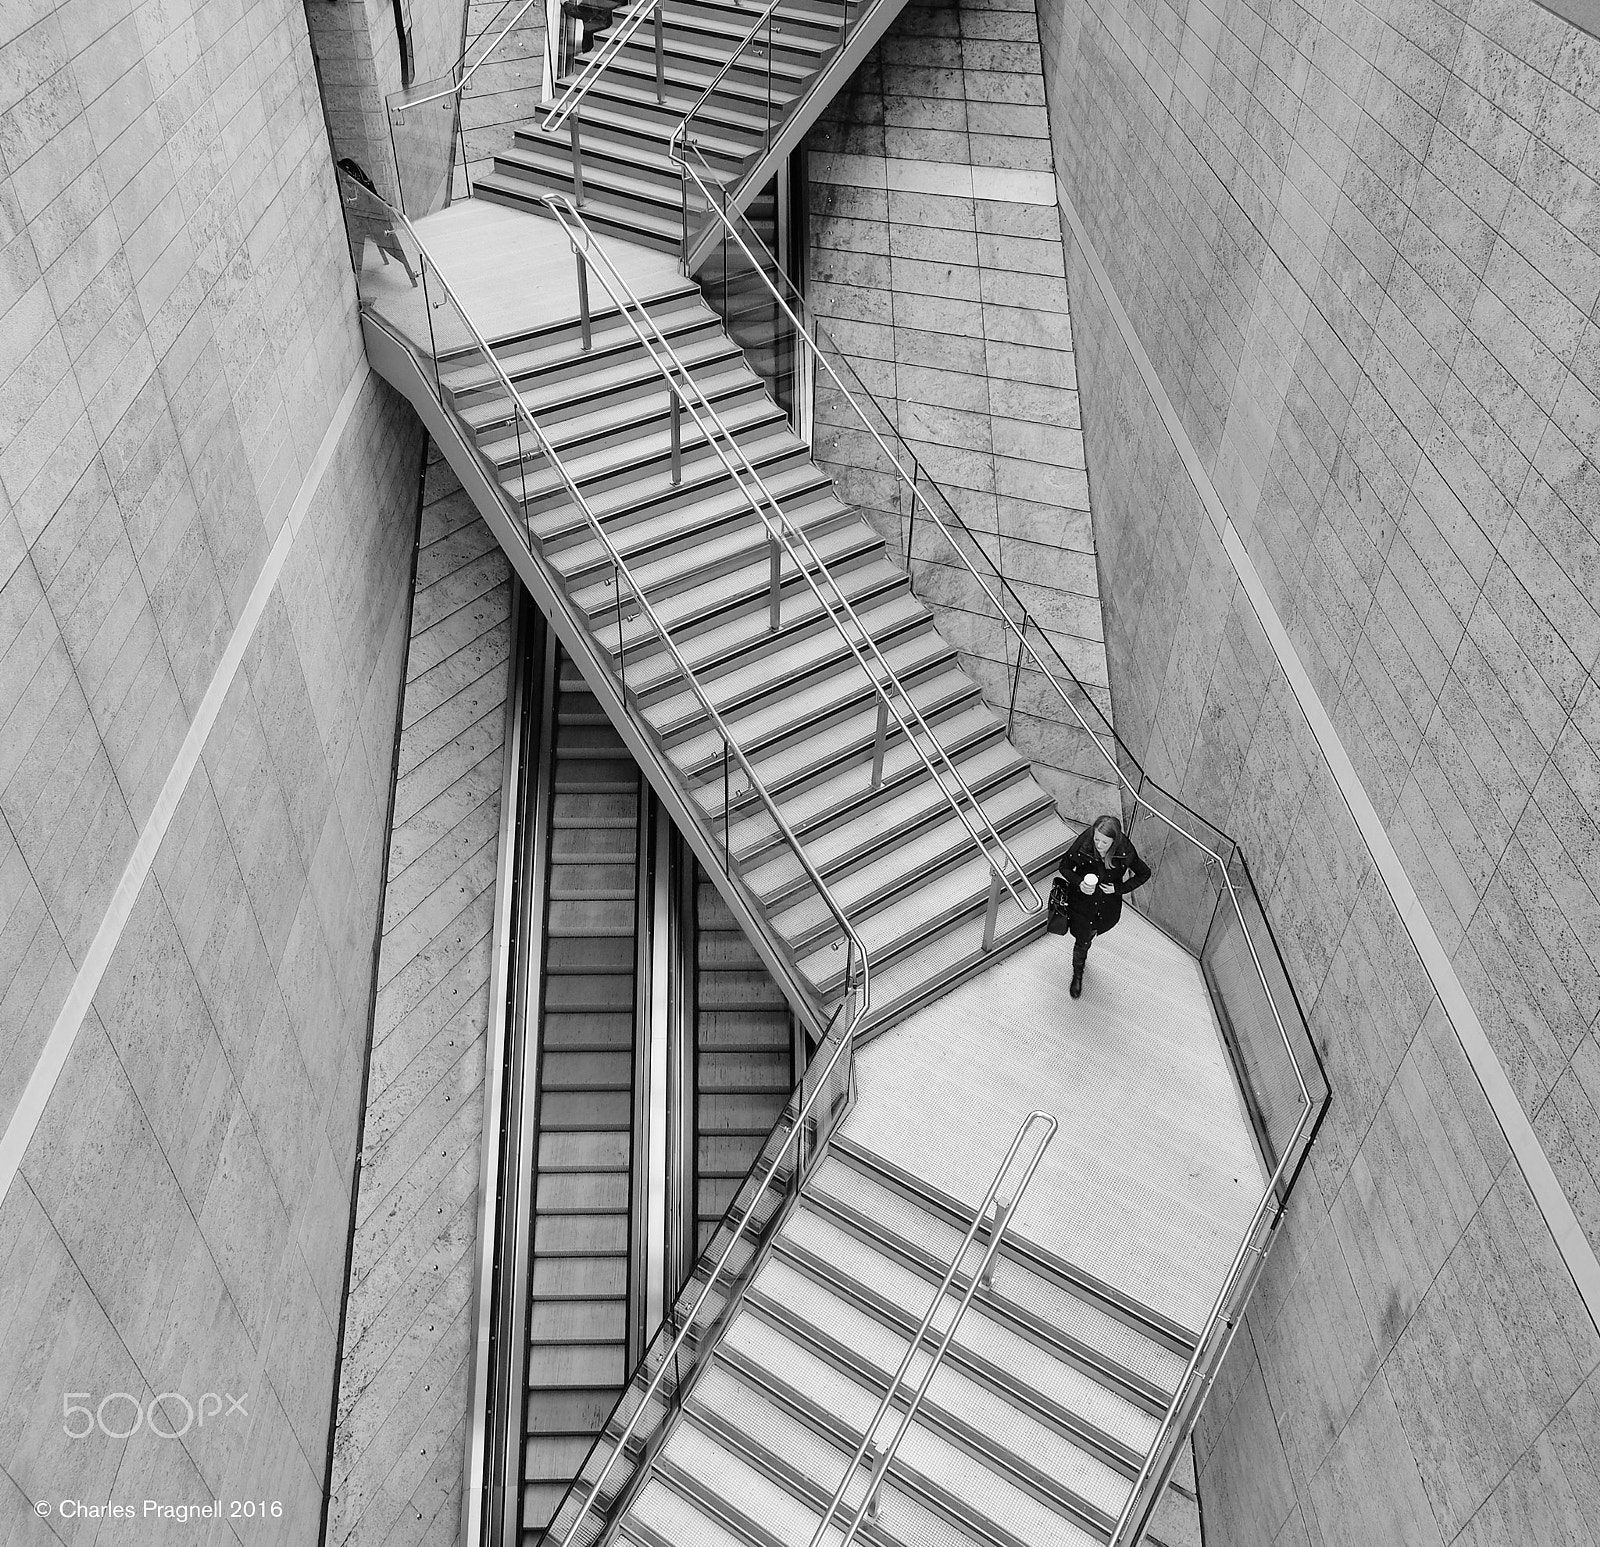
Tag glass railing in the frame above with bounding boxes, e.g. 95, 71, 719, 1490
670, 142, 1332, 1547
384, 0, 546, 217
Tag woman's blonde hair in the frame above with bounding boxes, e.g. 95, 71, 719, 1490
1092, 814, 1123, 844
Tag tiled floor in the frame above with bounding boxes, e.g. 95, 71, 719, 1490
849, 917, 1266, 1333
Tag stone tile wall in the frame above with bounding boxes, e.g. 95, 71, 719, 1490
1035, 0, 1600, 1540
0, 0, 426, 1536
803, 0, 1122, 821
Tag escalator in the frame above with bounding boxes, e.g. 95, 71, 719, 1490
521, 644, 643, 1539
491, 605, 797, 1547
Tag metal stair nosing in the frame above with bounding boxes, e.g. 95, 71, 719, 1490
713, 1328, 1121, 1545
798, 1186, 1173, 1415
679, 1350, 1101, 1547
831, 1139, 1202, 1359
770, 792, 1058, 957
770, 1232, 1146, 1475
646, 602, 935, 742
752, 763, 1048, 916
360, 314, 840, 1067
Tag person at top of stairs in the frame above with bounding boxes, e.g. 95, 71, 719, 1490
1057, 816, 1151, 1001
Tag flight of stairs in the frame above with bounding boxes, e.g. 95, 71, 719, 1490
584, 1139, 1197, 1545
694, 868, 794, 1255
435, 285, 1074, 1032
476, 0, 865, 250
525, 653, 644, 1542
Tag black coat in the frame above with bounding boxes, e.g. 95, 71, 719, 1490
1055, 825, 1151, 938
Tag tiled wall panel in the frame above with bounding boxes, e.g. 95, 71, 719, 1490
0, 0, 425, 1536
1036, 0, 1600, 1539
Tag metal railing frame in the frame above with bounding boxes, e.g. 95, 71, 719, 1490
539, 191, 1043, 925
542, 0, 660, 133
341, 172, 866, 1020
396, 0, 548, 117
807, 1111, 1058, 1547
672, 143, 1326, 1546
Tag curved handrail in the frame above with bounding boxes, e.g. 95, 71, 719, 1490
673, 145, 1309, 1099
342, 171, 868, 1022
541, 0, 658, 132
396, 0, 548, 115
809, 1111, 1057, 1547
540, 192, 1043, 916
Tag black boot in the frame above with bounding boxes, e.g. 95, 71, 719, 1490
1070, 966, 1083, 998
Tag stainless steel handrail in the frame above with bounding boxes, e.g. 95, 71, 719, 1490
397, 0, 547, 114
343, 172, 867, 1019
809, 1111, 1057, 1547
542, 0, 658, 131
673, 143, 1310, 1100
675, 144, 1323, 1541
540, 192, 1043, 917
667, 0, 787, 157
552, 994, 860, 1547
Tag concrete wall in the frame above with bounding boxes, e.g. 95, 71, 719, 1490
1035, 0, 1600, 1542
802, 0, 1121, 822
0, 0, 426, 1536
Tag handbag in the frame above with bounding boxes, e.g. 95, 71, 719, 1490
1046, 877, 1073, 935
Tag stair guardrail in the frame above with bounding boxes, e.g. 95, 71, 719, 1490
673, 139, 1332, 1542
338, 170, 868, 1028
808, 1110, 1058, 1546
540, 191, 1044, 930
384, 0, 548, 215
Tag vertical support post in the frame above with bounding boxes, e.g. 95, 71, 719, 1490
613, 565, 627, 698
982, 866, 1002, 952
905, 465, 918, 573
654, 0, 665, 102
669, 386, 681, 484
722, 740, 731, 874
870, 695, 889, 786
981, 1198, 1010, 1288
764, 9, 773, 152
571, 109, 584, 205
767, 534, 781, 630
863, 1443, 881, 1520
1007, 610, 1026, 735
679, 161, 689, 266
576, 247, 592, 351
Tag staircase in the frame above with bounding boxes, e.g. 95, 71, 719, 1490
571, 1137, 1198, 1546
430, 278, 1074, 1032
694, 868, 793, 1256
525, 651, 644, 1541
477, 0, 872, 253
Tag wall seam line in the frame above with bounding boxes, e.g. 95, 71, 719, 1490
1054, 179, 1600, 1334
0, 366, 372, 1211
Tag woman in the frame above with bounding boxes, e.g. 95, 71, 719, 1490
1056, 814, 1152, 998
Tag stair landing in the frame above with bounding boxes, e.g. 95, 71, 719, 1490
360, 198, 684, 356
848, 914, 1266, 1334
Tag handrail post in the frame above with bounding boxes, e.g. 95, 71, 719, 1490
982, 866, 1002, 952
1007, 610, 1027, 736
653, 0, 664, 101
722, 739, 731, 875
669, 384, 681, 484
571, 107, 583, 204
981, 1197, 1009, 1289
768, 533, 781, 630
576, 246, 591, 350
870, 695, 889, 787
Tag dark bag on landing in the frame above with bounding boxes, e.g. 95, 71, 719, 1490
1046, 877, 1074, 935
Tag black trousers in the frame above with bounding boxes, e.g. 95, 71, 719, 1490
1072, 930, 1095, 974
